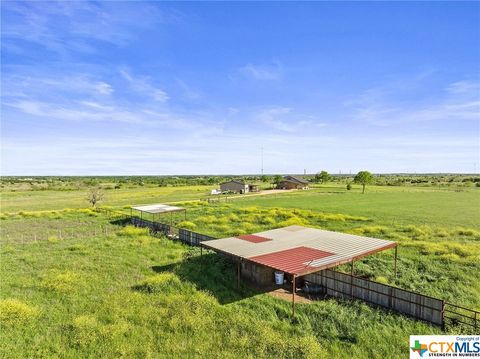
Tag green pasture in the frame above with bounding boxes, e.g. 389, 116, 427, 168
1, 216, 439, 358
1, 184, 479, 357
0, 185, 214, 212
227, 186, 480, 228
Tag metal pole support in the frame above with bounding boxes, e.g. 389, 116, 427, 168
394, 246, 398, 279
292, 275, 296, 318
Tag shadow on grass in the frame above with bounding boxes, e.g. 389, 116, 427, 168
151, 252, 270, 305
109, 218, 132, 226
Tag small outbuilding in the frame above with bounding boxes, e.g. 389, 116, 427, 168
277, 175, 310, 190
201, 225, 397, 316
131, 203, 186, 223
220, 180, 250, 194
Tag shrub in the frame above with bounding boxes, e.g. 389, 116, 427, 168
213, 224, 230, 234
375, 276, 389, 284
72, 315, 99, 346
196, 215, 217, 224
400, 225, 431, 239
277, 217, 308, 227
48, 235, 61, 243
353, 226, 389, 236
440, 253, 461, 262
78, 208, 99, 217
41, 270, 81, 292
117, 226, 150, 237
66, 244, 88, 253
227, 213, 240, 222
435, 229, 450, 238
456, 228, 480, 238
240, 206, 259, 214
177, 221, 197, 231
241, 222, 256, 232
134, 273, 186, 294
257, 216, 276, 226
231, 228, 247, 236
315, 213, 369, 222
0, 299, 39, 326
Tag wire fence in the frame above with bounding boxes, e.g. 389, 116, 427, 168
22, 206, 472, 331
125, 211, 480, 330
1, 224, 117, 244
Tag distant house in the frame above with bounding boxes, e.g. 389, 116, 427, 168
276, 175, 310, 190
220, 180, 249, 194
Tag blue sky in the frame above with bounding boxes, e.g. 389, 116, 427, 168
1, 1, 479, 175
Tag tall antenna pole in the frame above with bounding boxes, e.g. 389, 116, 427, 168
261, 147, 264, 175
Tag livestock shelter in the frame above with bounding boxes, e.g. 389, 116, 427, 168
131, 203, 186, 224
201, 225, 397, 316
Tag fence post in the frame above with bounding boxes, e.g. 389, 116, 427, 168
350, 260, 354, 298
441, 301, 446, 331
389, 286, 394, 310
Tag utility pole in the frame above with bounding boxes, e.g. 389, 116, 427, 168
261, 146, 264, 175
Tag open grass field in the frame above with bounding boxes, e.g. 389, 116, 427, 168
1, 182, 479, 358
0, 185, 215, 213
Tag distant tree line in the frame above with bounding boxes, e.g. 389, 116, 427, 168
2, 173, 479, 192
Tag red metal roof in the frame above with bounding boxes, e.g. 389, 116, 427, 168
249, 246, 335, 275
236, 234, 272, 243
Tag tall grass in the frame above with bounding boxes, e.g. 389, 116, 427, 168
1, 186, 479, 357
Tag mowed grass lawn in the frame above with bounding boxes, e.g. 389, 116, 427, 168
1, 185, 479, 358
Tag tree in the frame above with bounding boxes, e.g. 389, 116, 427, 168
273, 175, 282, 184
261, 175, 271, 183
354, 171, 374, 194
315, 170, 330, 183
86, 187, 105, 207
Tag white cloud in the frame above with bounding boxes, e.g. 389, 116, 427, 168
119, 69, 169, 103
256, 107, 294, 131
1, 1, 162, 54
446, 80, 479, 94
348, 78, 480, 126
2, 72, 114, 98
240, 63, 282, 80
256, 107, 327, 132
95, 82, 114, 95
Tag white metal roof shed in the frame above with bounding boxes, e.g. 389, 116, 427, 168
131, 204, 185, 214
